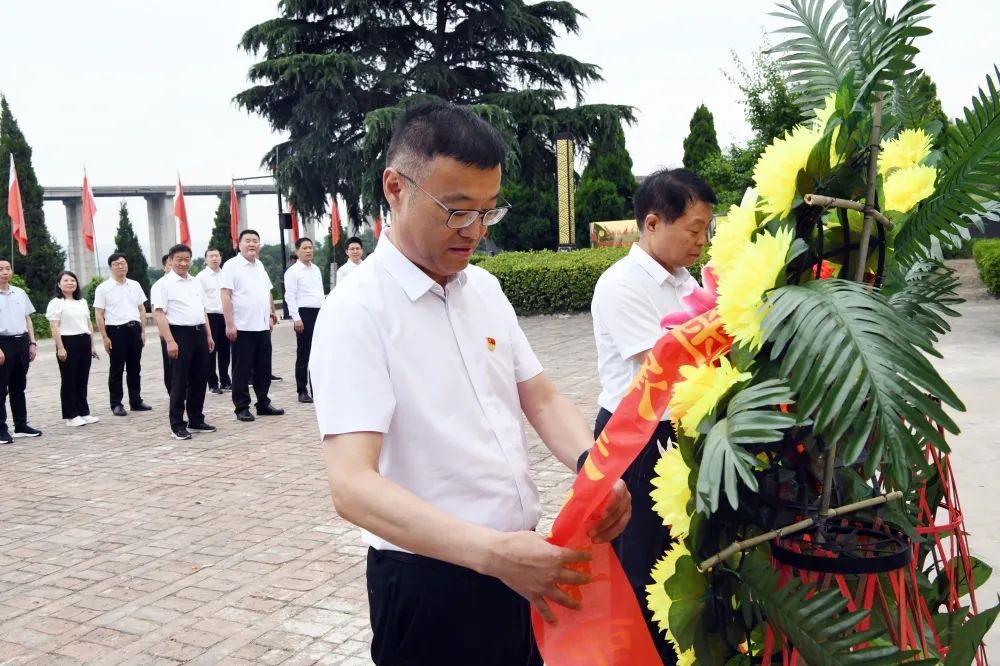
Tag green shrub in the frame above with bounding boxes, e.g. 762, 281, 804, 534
84, 276, 103, 309
30, 313, 51, 339
474, 247, 708, 315
973, 239, 1000, 297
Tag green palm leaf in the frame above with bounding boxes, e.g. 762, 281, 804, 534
761, 280, 963, 488
741, 549, 927, 665
882, 260, 962, 343
895, 67, 1000, 264
770, 0, 852, 110
697, 380, 798, 515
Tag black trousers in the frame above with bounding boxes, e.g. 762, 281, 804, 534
206, 312, 231, 389
106, 322, 144, 408
595, 407, 677, 665
168, 325, 209, 431
160, 337, 173, 394
367, 548, 542, 666
0, 335, 30, 429
231, 330, 272, 412
294, 307, 319, 393
58, 334, 92, 420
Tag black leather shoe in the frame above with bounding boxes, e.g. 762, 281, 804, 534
130, 402, 153, 411
298, 392, 313, 404
235, 409, 255, 422
220, 383, 233, 392
270, 374, 283, 382
188, 422, 217, 433
171, 428, 192, 440
209, 387, 224, 395
112, 404, 127, 417
256, 404, 285, 416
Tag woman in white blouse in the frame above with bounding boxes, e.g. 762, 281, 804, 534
46, 271, 99, 427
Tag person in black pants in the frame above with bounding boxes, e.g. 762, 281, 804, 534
197, 248, 231, 394
46, 271, 99, 428
94, 253, 153, 416
0, 257, 43, 444
150, 253, 173, 394
152, 244, 216, 440
283, 237, 326, 403
221, 229, 284, 422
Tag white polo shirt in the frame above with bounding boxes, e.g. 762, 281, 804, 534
93, 278, 146, 325
220, 254, 273, 331
591, 243, 697, 417
0, 285, 34, 335
45, 298, 91, 336
283, 261, 325, 321
335, 259, 362, 286
310, 234, 544, 553
196, 267, 224, 314
152, 272, 207, 326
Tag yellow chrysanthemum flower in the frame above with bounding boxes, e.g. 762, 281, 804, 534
708, 195, 758, 279
646, 547, 682, 634
753, 125, 819, 222
650, 446, 693, 536
878, 128, 933, 177
812, 92, 837, 133
883, 164, 937, 213
716, 227, 794, 350
676, 648, 696, 666
669, 358, 751, 438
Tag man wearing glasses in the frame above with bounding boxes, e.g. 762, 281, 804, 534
310, 101, 632, 665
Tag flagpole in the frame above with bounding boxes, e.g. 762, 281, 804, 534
86, 167, 102, 279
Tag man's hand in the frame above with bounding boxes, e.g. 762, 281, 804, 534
207, 336, 215, 354
166, 340, 179, 359
269, 312, 279, 331
589, 479, 631, 544
225, 325, 237, 342
293, 319, 304, 334
103, 338, 112, 353
0, 349, 5, 366
140, 330, 146, 347
483, 531, 592, 625
27, 345, 36, 363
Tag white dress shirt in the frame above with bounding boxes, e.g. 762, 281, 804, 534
283, 261, 325, 321
93, 278, 146, 325
196, 267, 224, 314
45, 298, 92, 336
335, 259, 363, 286
150, 271, 171, 315
152, 272, 207, 326
591, 242, 697, 418
310, 234, 544, 553
0, 285, 35, 335
220, 254, 273, 331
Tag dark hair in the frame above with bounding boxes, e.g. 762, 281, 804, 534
107, 252, 127, 267
168, 243, 192, 258
294, 237, 313, 249
54, 270, 82, 300
345, 236, 363, 249
205, 247, 221, 257
386, 101, 506, 176
0, 256, 10, 268
161, 254, 170, 267
239, 229, 260, 242
634, 168, 717, 230
289, 253, 298, 264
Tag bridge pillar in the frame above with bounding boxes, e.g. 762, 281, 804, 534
62, 200, 97, 285
145, 195, 176, 267
237, 193, 249, 235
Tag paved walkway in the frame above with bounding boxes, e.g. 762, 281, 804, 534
0, 262, 996, 663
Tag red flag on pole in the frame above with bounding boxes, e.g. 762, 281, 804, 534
330, 196, 341, 247
81, 172, 97, 253
374, 215, 382, 240
289, 204, 300, 243
229, 184, 240, 250
7, 155, 27, 256
174, 175, 191, 246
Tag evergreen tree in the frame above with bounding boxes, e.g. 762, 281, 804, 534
112, 201, 151, 297
237, 1, 633, 250
726, 47, 803, 154
682, 104, 722, 172
207, 197, 237, 262
0, 96, 67, 309
574, 123, 638, 247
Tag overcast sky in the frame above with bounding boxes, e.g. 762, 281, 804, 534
0, 1, 995, 265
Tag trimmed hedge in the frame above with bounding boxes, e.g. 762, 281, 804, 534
973, 239, 1000, 297
475, 247, 707, 315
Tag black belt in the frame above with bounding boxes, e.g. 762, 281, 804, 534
106, 321, 141, 329
169, 324, 204, 331
0, 334, 26, 341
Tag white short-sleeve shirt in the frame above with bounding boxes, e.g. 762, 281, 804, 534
93, 278, 146, 325
310, 234, 544, 553
153, 272, 207, 326
0, 285, 35, 335
283, 261, 325, 321
591, 242, 697, 417
45, 298, 92, 336
335, 260, 362, 286
220, 255, 273, 331
196, 268, 224, 314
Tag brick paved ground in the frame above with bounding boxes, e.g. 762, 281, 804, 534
0, 314, 594, 665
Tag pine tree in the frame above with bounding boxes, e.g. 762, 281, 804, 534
112, 201, 151, 296
0, 96, 68, 309
575, 123, 638, 247
682, 104, 722, 172
207, 197, 237, 263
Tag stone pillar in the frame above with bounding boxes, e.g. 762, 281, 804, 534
145, 195, 176, 268
237, 193, 249, 234
63, 200, 96, 284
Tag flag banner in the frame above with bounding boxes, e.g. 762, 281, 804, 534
82, 173, 97, 253
532, 309, 733, 666
374, 215, 382, 239
330, 196, 341, 247
7, 155, 27, 256
290, 205, 300, 243
229, 185, 240, 250
174, 177, 191, 246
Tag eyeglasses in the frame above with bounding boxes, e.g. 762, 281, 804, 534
397, 171, 511, 229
